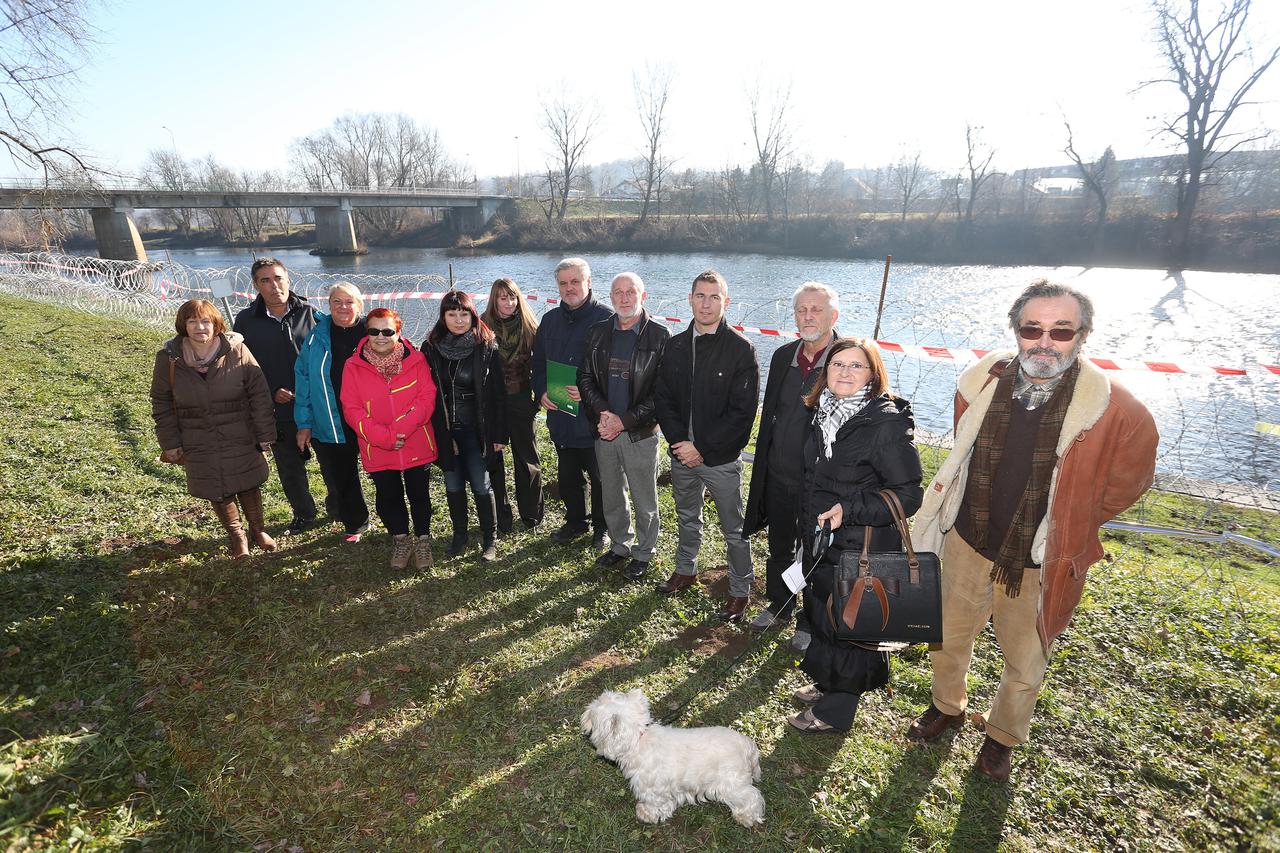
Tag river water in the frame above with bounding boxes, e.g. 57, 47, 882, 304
153, 246, 1280, 490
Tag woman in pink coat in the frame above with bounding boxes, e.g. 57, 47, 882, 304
340, 307, 439, 570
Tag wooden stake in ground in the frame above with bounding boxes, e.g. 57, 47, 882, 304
873, 254, 892, 340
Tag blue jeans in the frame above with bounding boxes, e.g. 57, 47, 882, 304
445, 424, 492, 495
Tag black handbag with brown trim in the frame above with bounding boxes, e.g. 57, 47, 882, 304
825, 489, 942, 645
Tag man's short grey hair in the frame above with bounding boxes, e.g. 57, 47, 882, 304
328, 281, 364, 313
555, 257, 591, 280
793, 281, 840, 313
1008, 278, 1094, 334
611, 271, 644, 293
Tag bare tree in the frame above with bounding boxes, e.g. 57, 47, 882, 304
0, 0, 100, 181
141, 148, 197, 237
1147, 0, 1279, 259
891, 151, 928, 222
539, 88, 598, 224
746, 79, 793, 221
1063, 120, 1117, 255
962, 124, 997, 225
633, 63, 674, 225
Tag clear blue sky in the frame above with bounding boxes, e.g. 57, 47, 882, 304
29, 0, 1280, 182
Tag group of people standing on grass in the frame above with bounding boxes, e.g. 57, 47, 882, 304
150, 255, 1158, 783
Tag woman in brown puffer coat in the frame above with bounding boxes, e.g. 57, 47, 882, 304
150, 299, 278, 558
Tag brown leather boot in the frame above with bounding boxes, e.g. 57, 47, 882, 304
974, 735, 1013, 782
721, 595, 749, 623
906, 704, 965, 743
237, 488, 276, 552
655, 571, 697, 596
210, 499, 249, 560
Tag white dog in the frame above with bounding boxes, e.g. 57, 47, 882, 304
580, 688, 765, 827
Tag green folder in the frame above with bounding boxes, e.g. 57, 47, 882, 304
547, 360, 580, 416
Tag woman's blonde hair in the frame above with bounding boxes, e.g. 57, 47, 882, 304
328, 281, 364, 315
480, 277, 538, 353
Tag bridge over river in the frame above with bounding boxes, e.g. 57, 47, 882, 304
0, 184, 511, 261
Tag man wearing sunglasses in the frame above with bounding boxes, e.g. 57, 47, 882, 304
907, 279, 1158, 783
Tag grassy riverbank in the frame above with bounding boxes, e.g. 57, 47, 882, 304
2, 295, 1277, 850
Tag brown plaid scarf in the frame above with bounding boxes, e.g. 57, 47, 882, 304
964, 358, 1080, 596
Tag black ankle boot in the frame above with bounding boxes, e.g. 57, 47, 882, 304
446, 491, 469, 557
475, 490, 498, 562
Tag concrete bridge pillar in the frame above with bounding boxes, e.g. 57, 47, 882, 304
313, 202, 360, 255
445, 198, 508, 237
91, 205, 148, 262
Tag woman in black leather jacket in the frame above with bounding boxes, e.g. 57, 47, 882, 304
423, 290, 507, 561
788, 337, 924, 734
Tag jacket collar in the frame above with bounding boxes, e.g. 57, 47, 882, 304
250, 291, 308, 318
960, 350, 1111, 453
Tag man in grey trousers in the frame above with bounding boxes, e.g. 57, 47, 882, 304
653, 270, 760, 622
578, 272, 671, 580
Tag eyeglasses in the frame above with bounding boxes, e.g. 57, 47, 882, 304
828, 361, 869, 372
1018, 325, 1081, 342
367, 328, 397, 337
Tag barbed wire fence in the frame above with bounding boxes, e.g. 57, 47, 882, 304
2, 250, 1275, 609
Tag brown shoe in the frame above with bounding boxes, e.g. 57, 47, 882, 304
906, 704, 964, 743
412, 534, 433, 570
210, 499, 249, 560
721, 595, 749, 623
655, 571, 697, 596
389, 535, 413, 570
237, 488, 276, 552
974, 735, 1013, 782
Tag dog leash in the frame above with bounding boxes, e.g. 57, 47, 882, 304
656, 522, 832, 725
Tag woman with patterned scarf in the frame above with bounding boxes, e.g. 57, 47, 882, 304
479, 278, 544, 531
424, 290, 507, 562
788, 337, 924, 734
340, 307, 440, 571
150, 299, 277, 559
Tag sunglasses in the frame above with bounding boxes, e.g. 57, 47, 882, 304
1018, 325, 1081, 342
367, 328, 397, 337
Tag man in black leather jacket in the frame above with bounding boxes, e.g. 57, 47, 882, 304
233, 258, 319, 535
653, 270, 760, 622
578, 272, 671, 580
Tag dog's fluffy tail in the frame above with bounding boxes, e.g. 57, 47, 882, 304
745, 736, 761, 782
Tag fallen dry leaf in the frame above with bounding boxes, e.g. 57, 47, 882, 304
321, 778, 345, 794
354, 665, 366, 677
403, 789, 418, 805
393, 663, 411, 673
354, 689, 372, 707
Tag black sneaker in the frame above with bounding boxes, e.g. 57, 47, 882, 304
621, 559, 650, 581
283, 516, 315, 536
594, 550, 629, 570
551, 522, 589, 542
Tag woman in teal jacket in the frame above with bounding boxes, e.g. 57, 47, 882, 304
294, 282, 370, 542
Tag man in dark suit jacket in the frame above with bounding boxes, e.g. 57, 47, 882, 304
742, 282, 841, 649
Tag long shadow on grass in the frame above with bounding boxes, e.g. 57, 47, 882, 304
844, 739, 955, 851
946, 771, 1013, 853
1, 553, 238, 847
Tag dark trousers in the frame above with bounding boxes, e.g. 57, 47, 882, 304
312, 430, 369, 535
813, 690, 867, 730
445, 424, 491, 495
489, 390, 543, 525
765, 475, 805, 623
368, 464, 432, 537
271, 420, 318, 522
556, 444, 604, 531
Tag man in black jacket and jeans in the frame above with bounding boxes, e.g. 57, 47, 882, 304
654, 270, 760, 622
578, 272, 671, 581
233, 258, 319, 535
742, 282, 841, 650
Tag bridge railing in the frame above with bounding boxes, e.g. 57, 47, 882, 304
0, 180, 500, 198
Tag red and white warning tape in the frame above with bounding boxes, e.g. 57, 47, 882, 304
155, 284, 1280, 379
